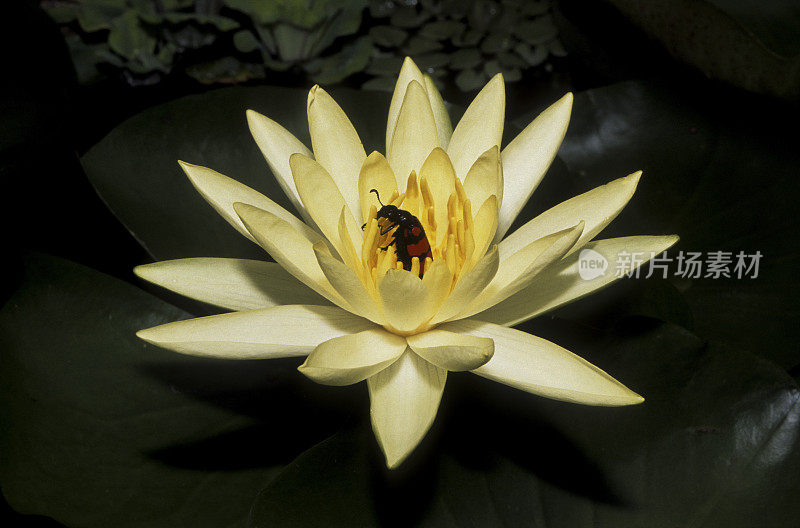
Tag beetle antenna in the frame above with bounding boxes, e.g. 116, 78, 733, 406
370, 188, 385, 207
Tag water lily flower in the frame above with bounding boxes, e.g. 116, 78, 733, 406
135, 57, 678, 468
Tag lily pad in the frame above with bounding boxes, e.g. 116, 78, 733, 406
602, 0, 800, 99
81, 86, 392, 261
251, 319, 800, 527
510, 80, 800, 371
0, 254, 358, 527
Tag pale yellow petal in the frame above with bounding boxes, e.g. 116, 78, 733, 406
476, 235, 680, 326
386, 56, 426, 152
246, 109, 312, 220
464, 222, 584, 317
179, 161, 318, 244
418, 147, 457, 246
368, 351, 446, 468
134, 258, 329, 311
407, 329, 494, 371
388, 80, 438, 190
290, 153, 362, 258
447, 73, 505, 179
233, 203, 344, 306
423, 74, 453, 149
445, 320, 644, 406
298, 328, 406, 386
430, 245, 499, 325
462, 145, 502, 212
137, 305, 374, 359
314, 245, 383, 324
421, 259, 453, 312
499, 171, 641, 257
358, 151, 398, 225
496, 93, 573, 241
378, 269, 432, 333
471, 195, 499, 265
307, 85, 365, 220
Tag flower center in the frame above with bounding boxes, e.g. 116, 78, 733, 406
359, 171, 476, 289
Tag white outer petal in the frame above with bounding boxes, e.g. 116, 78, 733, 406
137, 305, 375, 359
444, 319, 644, 406
368, 351, 446, 468
134, 258, 329, 311
495, 93, 573, 241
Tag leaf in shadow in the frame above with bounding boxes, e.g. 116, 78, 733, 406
251, 317, 800, 527
0, 254, 341, 528
509, 80, 800, 371
81, 86, 392, 261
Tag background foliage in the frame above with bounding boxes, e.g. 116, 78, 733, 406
2, 0, 800, 526
41, 0, 566, 91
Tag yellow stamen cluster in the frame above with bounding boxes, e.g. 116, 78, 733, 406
358, 171, 477, 290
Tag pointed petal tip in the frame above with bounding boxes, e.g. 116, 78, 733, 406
132, 264, 147, 279
376, 432, 415, 469
288, 151, 312, 171
385, 452, 407, 469
400, 56, 421, 74
307, 85, 321, 108
245, 108, 264, 126
135, 328, 153, 343
231, 200, 257, 220
176, 159, 200, 175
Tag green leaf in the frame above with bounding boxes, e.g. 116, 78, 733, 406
402, 35, 443, 55
705, 0, 800, 57
604, 0, 800, 98
251, 320, 800, 527
365, 55, 404, 76
233, 29, 260, 53
418, 20, 465, 41
452, 28, 483, 47
42, 2, 80, 24
480, 33, 513, 54
390, 6, 430, 28
497, 51, 527, 68
308, 36, 374, 84
272, 24, 309, 62
307, 1, 365, 55
510, 80, 800, 371
81, 85, 392, 261
484, 60, 521, 81
368, 25, 408, 47
361, 76, 398, 92
514, 41, 548, 65
455, 68, 487, 91
412, 52, 450, 72
77, 0, 127, 32
0, 254, 355, 527
450, 47, 482, 70
108, 11, 156, 60
186, 57, 266, 84
64, 33, 106, 85
512, 14, 558, 45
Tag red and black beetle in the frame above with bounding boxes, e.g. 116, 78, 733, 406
364, 189, 432, 275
